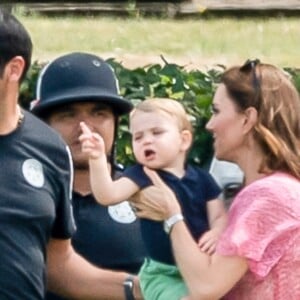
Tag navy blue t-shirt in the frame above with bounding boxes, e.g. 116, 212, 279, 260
46, 173, 146, 300
0, 111, 75, 299
71, 190, 146, 272
123, 164, 221, 265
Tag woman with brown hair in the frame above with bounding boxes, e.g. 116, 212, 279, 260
133, 60, 300, 299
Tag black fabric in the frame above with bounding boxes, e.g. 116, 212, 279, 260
46, 171, 146, 300
123, 164, 221, 265
0, 110, 75, 299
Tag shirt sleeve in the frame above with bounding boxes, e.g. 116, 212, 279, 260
216, 177, 300, 278
122, 164, 152, 188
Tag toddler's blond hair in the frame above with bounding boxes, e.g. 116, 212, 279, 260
130, 98, 193, 134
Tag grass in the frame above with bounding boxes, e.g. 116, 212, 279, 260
17, 9, 300, 69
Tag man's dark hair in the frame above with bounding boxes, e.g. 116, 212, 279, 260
0, 10, 32, 83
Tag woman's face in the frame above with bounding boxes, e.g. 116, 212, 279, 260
206, 84, 247, 162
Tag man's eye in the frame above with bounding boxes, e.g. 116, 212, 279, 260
94, 110, 106, 116
59, 112, 74, 119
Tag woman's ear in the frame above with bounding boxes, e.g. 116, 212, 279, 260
180, 129, 193, 151
242, 106, 258, 134
5, 56, 25, 83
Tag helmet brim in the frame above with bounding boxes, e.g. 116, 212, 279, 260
31, 86, 133, 117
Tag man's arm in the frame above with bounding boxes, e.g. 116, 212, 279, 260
47, 238, 141, 300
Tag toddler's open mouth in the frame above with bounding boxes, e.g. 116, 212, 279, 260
144, 149, 155, 158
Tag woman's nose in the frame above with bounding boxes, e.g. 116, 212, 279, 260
205, 118, 213, 132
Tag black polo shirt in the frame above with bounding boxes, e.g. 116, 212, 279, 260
0, 111, 75, 299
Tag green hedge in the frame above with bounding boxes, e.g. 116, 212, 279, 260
19, 59, 300, 169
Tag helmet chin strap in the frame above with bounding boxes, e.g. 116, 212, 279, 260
107, 116, 119, 177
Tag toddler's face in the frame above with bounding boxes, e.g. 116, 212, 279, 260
130, 110, 186, 170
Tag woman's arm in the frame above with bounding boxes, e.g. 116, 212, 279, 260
135, 167, 247, 300
169, 221, 247, 300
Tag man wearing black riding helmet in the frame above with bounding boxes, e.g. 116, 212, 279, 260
31, 52, 146, 300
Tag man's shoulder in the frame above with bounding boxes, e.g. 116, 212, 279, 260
24, 110, 57, 133
24, 110, 67, 146
23, 111, 71, 168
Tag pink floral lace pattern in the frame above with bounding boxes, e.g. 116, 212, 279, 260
216, 172, 300, 300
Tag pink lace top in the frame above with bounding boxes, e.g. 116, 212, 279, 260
216, 172, 300, 300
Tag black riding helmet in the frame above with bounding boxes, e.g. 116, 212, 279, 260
31, 52, 133, 116
31, 52, 133, 171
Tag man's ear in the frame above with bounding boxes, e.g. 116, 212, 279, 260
180, 129, 193, 151
242, 106, 258, 134
5, 56, 25, 83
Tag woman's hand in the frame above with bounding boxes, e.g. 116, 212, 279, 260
132, 167, 182, 221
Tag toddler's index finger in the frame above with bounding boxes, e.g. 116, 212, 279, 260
80, 121, 92, 135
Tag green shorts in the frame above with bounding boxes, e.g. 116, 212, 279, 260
139, 258, 188, 300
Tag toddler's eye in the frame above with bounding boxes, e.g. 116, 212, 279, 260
133, 135, 142, 141
153, 130, 164, 135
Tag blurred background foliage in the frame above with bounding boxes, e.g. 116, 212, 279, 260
19, 59, 300, 169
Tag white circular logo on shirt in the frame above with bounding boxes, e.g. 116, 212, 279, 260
108, 201, 136, 224
22, 159, 44, 188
